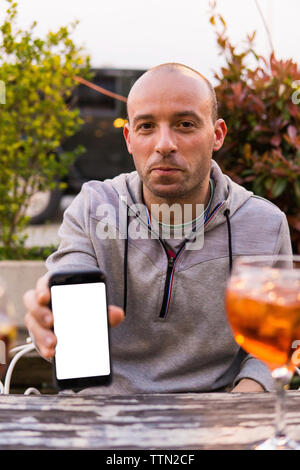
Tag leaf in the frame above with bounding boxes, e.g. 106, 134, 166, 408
248, 31, 256, 42
265, 178, 273, 190
271, 179, 288, 198
288, 215, 300, 232
241, 169, 254, 177
288, 125, 297, 141
253, 174, 266, 196
219, 15, 226, 27
270, 135, 281, 147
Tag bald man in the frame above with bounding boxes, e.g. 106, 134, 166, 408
24, 63, 292, 394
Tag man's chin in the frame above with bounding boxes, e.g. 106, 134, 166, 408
147, 183, 186, 199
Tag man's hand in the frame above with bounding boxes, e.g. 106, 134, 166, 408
23, 273, 125, 360
231, 378, 265, 393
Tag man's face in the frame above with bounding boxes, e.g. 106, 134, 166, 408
124, 70, 226, 203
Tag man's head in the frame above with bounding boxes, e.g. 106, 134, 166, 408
123, 63, 227, 205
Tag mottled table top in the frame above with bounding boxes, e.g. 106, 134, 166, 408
0, 391, 300, 450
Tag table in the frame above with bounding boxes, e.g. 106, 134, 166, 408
0, 391, 300, 450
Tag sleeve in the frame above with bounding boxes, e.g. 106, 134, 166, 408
45, 183, 99, 273
274, 212, 293, 255
232, 355, 274, 391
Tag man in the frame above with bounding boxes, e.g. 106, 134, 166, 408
23, 63, 292, 394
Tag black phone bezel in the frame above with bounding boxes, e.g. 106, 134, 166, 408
48, 269, 112, 391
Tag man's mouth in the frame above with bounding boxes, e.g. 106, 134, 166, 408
151, 167, 182, 175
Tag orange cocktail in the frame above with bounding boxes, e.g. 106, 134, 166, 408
226, 284, 300, 371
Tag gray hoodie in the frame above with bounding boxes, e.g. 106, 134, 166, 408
46, 159, 292, 394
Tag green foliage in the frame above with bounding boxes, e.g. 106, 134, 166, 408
0, 244, 57, 260
210, 2, 300, 252
0, 0, 91, 251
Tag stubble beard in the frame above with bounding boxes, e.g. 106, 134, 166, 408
142, 159, 212, 203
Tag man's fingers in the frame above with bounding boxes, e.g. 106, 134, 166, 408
25, 312, 56, 359
108, 305, 125, 327
23, 276, 54, 360
36, 273, 51, 305
23, 289, 53, 329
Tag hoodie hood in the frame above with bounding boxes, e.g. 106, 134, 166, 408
207, 160, 253, 229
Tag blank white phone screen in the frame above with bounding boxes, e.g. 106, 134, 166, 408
51, 282, 110, 380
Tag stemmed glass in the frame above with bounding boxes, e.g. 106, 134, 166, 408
225, 255, 300, 450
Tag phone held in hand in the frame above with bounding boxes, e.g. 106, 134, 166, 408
48, 269, 112, 390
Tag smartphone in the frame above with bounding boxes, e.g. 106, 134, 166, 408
48, 269, 112, 390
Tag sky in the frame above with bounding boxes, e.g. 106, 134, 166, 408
0, 0, 300, 84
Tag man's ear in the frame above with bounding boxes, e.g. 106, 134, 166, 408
123, 122, 132, 154
213, 119, 227, 152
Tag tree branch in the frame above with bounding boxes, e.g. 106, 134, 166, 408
254, 0, 275, 54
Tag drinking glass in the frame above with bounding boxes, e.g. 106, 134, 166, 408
226, 255, 300, 450
0, 277, 17, 381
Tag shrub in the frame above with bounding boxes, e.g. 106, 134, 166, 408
0, 244, 57, 260
0, 0, 91, 255
210, 2, 300, 252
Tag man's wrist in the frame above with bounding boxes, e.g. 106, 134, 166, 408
231, 378, 265, 393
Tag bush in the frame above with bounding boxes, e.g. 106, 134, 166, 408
210, 2, 300, 252
0, 244, 57, 260
0, 0, 91, 255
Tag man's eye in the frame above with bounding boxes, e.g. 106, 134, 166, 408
138, 123, 153, 130
179, 121, 194, 128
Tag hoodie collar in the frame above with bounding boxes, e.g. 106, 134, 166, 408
204, 160, 253, 232
113, 159, 253, 228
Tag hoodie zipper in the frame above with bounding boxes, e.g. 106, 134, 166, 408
159, 254, 175, 319
158, 202, 227, 319
121, 195, 227, 320
158, 244, 185, 319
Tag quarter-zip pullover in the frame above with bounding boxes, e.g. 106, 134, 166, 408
45, 160, 292, 394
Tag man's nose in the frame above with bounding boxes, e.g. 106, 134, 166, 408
154, 126, 177, 155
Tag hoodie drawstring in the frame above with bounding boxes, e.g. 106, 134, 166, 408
123, 206, 129, 316
123, 206, 234, 315
224, 208, 233, 274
